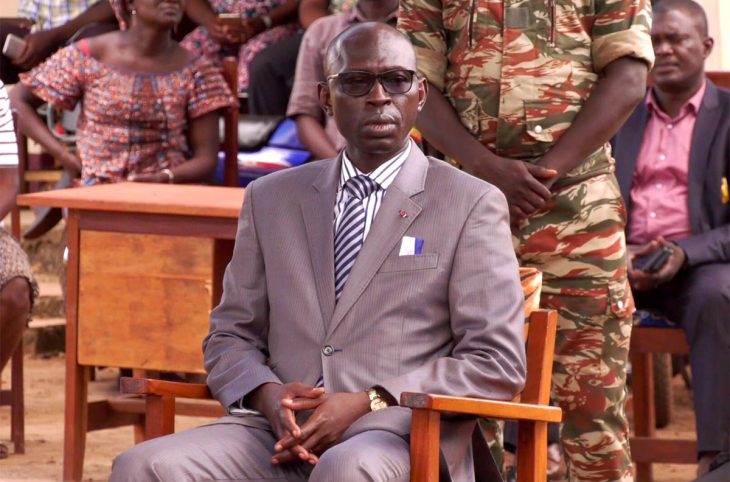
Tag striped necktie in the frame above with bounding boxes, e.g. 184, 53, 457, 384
334, 175, 380, 300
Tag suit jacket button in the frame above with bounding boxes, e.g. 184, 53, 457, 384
322, 345, 334, 356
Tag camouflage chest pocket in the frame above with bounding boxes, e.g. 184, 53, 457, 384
551, 0, 594, 50
524, 99, 582, 147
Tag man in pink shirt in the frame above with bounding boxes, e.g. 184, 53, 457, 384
613, 0, 729, 477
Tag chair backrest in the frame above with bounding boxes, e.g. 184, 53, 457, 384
707, 71, 730, 89
518, 267, 556, 407
222, 56, 239, 187
9, 110, 21, 239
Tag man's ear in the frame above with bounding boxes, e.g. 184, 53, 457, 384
318, 82, 333, 117
702, 36, 714, 59
416, 76, 428, 113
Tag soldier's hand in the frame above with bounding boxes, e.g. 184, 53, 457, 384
469, 156, 556, 221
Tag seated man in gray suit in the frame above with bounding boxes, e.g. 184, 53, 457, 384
612, 0, 729, 477
111, 22, 526, 482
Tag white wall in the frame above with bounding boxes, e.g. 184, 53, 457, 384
0, 0, 19, 17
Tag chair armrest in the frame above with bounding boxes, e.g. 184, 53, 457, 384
401, 392, 562, 423
120, 377, 213, 400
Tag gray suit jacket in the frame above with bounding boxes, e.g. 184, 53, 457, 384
204, 144, 527, 481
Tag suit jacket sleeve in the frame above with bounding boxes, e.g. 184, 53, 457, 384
379, 187, 527, 403
675, 225, 730, 267
203, 183, 282, 408
674, 138, 730, 266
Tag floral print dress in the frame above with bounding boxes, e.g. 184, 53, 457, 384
20, 41, 235, 186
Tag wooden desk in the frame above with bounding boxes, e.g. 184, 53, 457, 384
17, 183, 244, 481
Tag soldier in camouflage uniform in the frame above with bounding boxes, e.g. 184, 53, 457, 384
398, 1, 654, 480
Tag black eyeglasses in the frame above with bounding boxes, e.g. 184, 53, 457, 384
326, 69, 417, 97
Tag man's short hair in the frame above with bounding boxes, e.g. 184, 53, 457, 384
324, 22, 415, 76
654, 0, 709, 37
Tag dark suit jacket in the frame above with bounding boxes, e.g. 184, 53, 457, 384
613, 80, 730, 267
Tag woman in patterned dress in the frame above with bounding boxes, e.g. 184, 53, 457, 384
178, 0, 299, 93
10, 0, 235, 186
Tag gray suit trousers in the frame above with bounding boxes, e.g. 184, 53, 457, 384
110, 416, 410, 482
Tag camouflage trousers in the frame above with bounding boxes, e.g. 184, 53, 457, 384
514, 173, 635, 482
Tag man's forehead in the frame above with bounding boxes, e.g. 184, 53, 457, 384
332, 37, 416, 73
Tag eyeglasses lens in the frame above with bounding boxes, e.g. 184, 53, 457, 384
338, 70, 414, 97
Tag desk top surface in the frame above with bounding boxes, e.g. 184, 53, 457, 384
17, 183, 245, 218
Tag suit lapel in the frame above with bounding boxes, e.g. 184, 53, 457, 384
614, 97, 649, 205
688, 81, 720, 233
301, 157, 340, 331
327, 146, 428, 336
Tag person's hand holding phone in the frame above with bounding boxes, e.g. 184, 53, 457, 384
216, 13, 244, 44
628, 238, 686, 291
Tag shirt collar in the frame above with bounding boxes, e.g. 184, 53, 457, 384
347, 5, 398, 25
339, 140, 412, 192
646, 80, 707, 120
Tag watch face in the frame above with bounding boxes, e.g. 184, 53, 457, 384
370, 398, 388, 411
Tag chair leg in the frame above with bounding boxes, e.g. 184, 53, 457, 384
631, 352, 655, 482
517, 420, 548, 482
143, 394, 175, 441
10, 344, 25, 454
409, 409, 441, 482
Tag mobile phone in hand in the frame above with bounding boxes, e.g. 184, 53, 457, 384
2, 33, 27, 60
217, 12, 243, 43
632, 247, 672, 274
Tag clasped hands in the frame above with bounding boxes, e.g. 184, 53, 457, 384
462, 154, 558, 226
250, 382, 371, 466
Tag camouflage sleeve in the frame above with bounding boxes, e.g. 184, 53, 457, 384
591, 0, 655, 73
397, 0, 448, 91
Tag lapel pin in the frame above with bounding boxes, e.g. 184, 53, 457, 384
399, 210, 408, 218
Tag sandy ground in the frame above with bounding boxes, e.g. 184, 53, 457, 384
1, 354, 698, 481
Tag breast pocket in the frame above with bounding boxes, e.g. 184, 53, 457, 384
378, 254, 439, 273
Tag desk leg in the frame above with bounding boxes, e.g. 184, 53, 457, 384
62, 212, 89, 482
212, 239, 235, 307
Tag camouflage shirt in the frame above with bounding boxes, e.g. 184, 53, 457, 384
399, 0, 654, 181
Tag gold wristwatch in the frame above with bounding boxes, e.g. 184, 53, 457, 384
366, 387, 389, 412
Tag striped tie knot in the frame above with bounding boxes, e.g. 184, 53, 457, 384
344, 175, 379, 200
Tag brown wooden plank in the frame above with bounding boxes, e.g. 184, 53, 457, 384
17, 183, 244, 218
517, 421, 547, 482
145, 395, 176, 440
63, 211, 89, 482
630, 437, 697, 464
707, 71, 730, 89
521, 309, 557, 405
401, 393, 562, 423
630, 327, 689, 354
120, 378, 212, 399
79, 211, 238, 240
77, 232, 213, 373
409, 409, 441, 482
86, 400, 143, 432
105, 395, 223, 418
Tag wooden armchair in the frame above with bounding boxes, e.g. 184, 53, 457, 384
403, 268, 560, 482
120, 268, 560, 480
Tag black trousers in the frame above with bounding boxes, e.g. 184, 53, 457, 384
633, 263, 730, 455
246, 31, 304, 115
